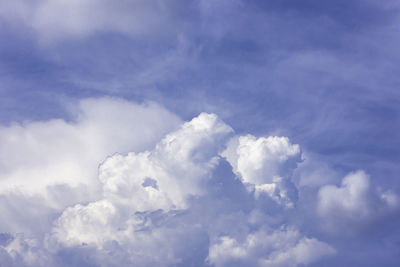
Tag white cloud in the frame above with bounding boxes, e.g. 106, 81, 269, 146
0, 97, 180, 235
52, 113, 233, 250
47, 113, 335, 266
0, 97, 180, 195
222, 135, 301, 207
317, 170, 399, 232
208, 226, 335, 267
224, 135, 300, 184
1, 104, 397, 266
0, 233, 50, 267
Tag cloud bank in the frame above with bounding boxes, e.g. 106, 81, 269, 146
0, 98, 398, 266
0, 97, 181, 237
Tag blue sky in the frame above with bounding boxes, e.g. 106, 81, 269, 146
0, 1, 400, 266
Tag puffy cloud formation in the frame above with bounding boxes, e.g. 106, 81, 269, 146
208, 226, 335, 267
0, 97, 180, 235
48, 112, 335, 266
318, 170, 399, 232
53, 113, 233, 248
0, 100, 398, 266
223, 135, 301, 207
0, 97, 180, 194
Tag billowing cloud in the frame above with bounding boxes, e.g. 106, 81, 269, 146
317, 170, 399, 232
223, 135, 301, 208
1, 0, 400, 265
208, 226, 335, 267
52, 113, 233, 248
0, 97, 180, 194
0, 100, 398, 266
49, 112, 334, 266
0, 97, 180, 236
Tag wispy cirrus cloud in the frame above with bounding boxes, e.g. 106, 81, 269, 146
0, 0, 189, 43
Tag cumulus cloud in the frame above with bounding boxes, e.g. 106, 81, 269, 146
45, 112, 334, 266
208, 226, 335, 267
0, 101, 398, 266
0, 97, 180, 236
317, 170, 399, 232
52, 113, 233, 249
0, 97, 180, 194
223, 135, 301, 208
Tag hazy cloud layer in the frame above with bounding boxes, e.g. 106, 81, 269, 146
0, 0, 188, 43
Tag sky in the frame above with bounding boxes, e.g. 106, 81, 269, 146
0, 1, 399, 266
